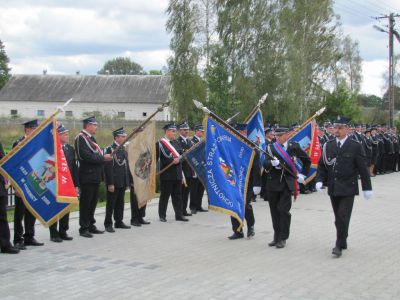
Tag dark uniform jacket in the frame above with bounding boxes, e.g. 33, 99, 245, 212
264, 141, 311, 192
247, 152, 261, 195
104, 142, 129, 188
75, 131, 104, 185
316, 137, 372, 197
176, 135, 194, 178
156, 138, 183, 181
192, 135, 201, 145
63, 144, 79, 187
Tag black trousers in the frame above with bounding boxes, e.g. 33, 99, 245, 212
0, 195, 12, 249
158, 180, 183, 219
189, 178, 205, 210
13, 196, 36, 243
130, 189, 147, 223
181, 177, 192, 213
267, 188, 292, 242
79, 183, 100, 233
231, 198, 255, 232
330, 196, 354, 249
49, 213, 70, 238
104, 187, 126, 226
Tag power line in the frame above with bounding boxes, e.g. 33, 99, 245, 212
334, 2, 371, 21
345, 0, 385, 17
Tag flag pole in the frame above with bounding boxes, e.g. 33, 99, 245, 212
114, 102, 170, 152
243, 93, 268, 123
286, 107, 326, 140
193, 100, 296, 177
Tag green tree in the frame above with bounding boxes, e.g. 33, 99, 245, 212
98, 57, 144, 75
357, 94, 383, 107
148, 70, 163, 75
0, 40, 11, 89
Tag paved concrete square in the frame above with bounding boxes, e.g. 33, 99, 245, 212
1, 173, 400, 299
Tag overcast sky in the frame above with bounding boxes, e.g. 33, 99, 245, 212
0, 0, 399, 97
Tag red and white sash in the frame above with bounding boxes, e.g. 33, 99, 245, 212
160, 138, 180, 158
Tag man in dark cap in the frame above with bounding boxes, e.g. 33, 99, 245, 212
12, 119, 44, 249
49, 124, 78, 242
316, 116, 372, 258
75, 116, 113, 238
0, 143, 20, 254
189, 124, 207, 214
103, 127, 131, 232
260, 127, 275, 201
156, 123, 188, 222
228, 124, 261, 240
264, 126, 310, 249
176, 122, 194, 217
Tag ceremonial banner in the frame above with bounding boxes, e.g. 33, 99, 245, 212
0, 117, 78, 227
127, 122, 156, 208
184, 140, 206, 186
289, 120, 321, 184
245, 108, 266, 167
205, 116, 255, 228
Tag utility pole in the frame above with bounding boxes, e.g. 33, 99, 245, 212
374, 14, 400, 127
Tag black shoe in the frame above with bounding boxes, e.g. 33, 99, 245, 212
89, 228, 104, 234
183, 211, 192, 217
24, 238, 44, 246
80, 231, 93, 238
276, 240, 286, 248
139, 219, 151, 225
191, 209, 197, 214
197, 208, 208, 212
59, 233, 73, 241
247, 227, 255, 238
268, 240, 278, 247
175, 216, 189, 222
105, 226, 115, 233
228, 232, 244, 240
14, 241, 26, 250
332, 246, 342, 257
1, 246, 20, 254
131, 221, 142, 227
159, 217, 167, 222
115, 223, 131, 229
50, 237, 63, 243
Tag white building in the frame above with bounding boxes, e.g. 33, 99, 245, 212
0, 75, 171, 121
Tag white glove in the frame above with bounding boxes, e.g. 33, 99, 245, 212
253, 186, 261, 195
315, 182, 323, 192
297, 174, 306, 184
271, 157, 280, 167
363, 190, 373, 200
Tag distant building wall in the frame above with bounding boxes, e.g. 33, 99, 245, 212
0, 101, 171, 121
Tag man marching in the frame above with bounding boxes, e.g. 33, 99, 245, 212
75, 116, 112, 238
156, 123, 188, 222
264, 127, 310, 249
316, 116, 372, 258
104, 128, 131, 232
49, 124, 78, 242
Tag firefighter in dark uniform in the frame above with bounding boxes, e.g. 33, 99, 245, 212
316, 116, 372, 258
49, 124, 78, 242
176, 122, 194, 216
264, 127, 311, 249
370, 127, 380, 176
228, 124, 261, 240
104, 128, 131, 233
189, 124, 207, 214
261, 127, 275, 201
157, 123, 188, 222
75, 116, 113, 238
0, 142, 20, 254
12, 119, 44, 249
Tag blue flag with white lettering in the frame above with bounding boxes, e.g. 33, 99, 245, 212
246, 109, 266, 167
0, 118, 78, 227
205, 116, 255, 228
184, 140, 206, 186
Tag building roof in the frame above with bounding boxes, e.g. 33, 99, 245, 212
0, 75, 170, 104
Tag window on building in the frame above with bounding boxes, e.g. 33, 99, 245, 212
10, 109, 18, 116
37, 110, 45, 117
65, 111, 73, 117
118, 112, 125, 118
142, 112, 147, 117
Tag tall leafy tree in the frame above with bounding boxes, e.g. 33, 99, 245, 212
98, 57, 144, 75
0, 40, 11, 89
